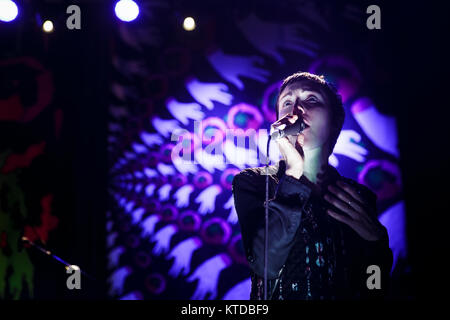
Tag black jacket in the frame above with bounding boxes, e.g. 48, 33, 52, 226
232, 160, 393, 300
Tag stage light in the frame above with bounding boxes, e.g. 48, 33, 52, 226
115, 0, 139, 22
0, 0, 18, 22
43, 20, 54, 32
183, 17, 196, 31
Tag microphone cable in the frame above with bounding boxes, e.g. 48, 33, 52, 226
263, 115, 306, 300
264, 134, 271, 300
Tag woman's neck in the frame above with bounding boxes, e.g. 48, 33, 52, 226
302, 146, 329, 185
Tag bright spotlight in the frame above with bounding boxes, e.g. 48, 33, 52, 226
43, 20, 54, 32
115, 0, 139, 22
0, 0, 19, 22
183, 17, 196, 31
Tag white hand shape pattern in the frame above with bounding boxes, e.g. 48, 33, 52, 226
151, 224, 178, 256
237, 13, 318, 64
124, 201, 135, 214
166, 237, 202, 278
187, 253, 232, 300
131, 207, 146, 225
378, 200, 407, 271
106, 220, 113, 232
107, 266, 132, 296
351, 98, 399, 158
166, 98, 205, 125
143, 167, 158, 178
222, 277, 252, 300
109, 105, 129, 118
157, 163, 176, 176
119, 291, 143, 300
195, 185, 222, 215
207, 48, 270, 90
158, 184, 172, 201
152, 116, 182, 138
124, 151, 136, 160
108, 246, 125, 269
145, 183, 156, 197
186, 77, 233, 110
140, 215, 161, 238
174, 184, 194, 208
131, 142, 147, 154
224, 195, 238, 224
140, 131, 164, 147
332, 130, 368, 165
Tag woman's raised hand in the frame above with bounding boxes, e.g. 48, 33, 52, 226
271, 114, 304, 179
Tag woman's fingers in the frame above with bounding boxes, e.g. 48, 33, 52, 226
271, 114, 298, 135
272, 114, 298, 127
326, 181, 385, 241
327, 184, 364, 213
327, 209, 356, 229
323, 191, 359, 220
277, 136, 304, 174
336, 180, 365, 204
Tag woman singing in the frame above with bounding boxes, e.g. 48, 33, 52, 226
232, 71, 393, 300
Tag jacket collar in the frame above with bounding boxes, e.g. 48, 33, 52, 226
276, 159, 342, 194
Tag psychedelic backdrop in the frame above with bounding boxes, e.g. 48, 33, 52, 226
106, 1, 409, 299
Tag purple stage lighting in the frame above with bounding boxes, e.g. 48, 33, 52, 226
114, 0, 139, 22
0, 0, 19, 22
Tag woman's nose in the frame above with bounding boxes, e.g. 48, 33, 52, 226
293, 101, 305, 116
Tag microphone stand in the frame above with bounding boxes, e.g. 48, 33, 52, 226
21, 236, 96, 281
263, 117, 306, 300
263, 135, 271, 300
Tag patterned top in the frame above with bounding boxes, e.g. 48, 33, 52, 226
273, 195, 343, 300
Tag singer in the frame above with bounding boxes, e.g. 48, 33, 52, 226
232, 72, 393, 300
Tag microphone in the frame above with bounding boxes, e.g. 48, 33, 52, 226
270, 118, 307, 140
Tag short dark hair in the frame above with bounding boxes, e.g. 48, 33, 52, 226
275, 71, 345, 156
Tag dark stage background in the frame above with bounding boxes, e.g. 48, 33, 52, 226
1, 0, 448, 301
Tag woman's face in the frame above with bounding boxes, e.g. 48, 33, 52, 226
277, 81, 333, 151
